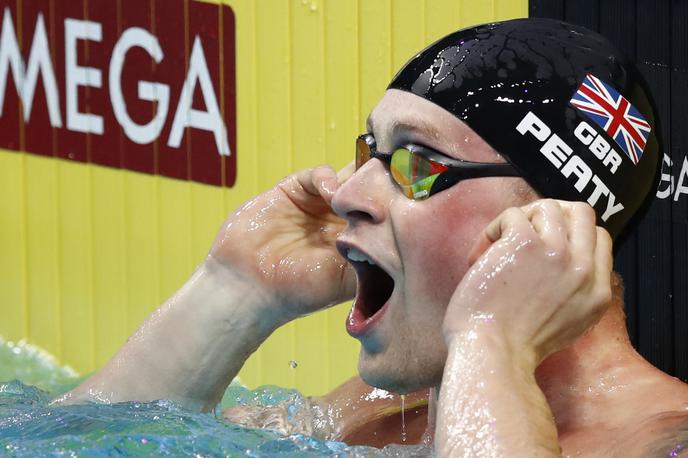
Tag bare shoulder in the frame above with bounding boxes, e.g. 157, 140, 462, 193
610, 411, 688, 457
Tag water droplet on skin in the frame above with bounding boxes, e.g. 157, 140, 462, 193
400, 394, 407, 442
289, 360, 298, 369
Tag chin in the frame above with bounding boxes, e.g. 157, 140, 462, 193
357, 349, 445, 394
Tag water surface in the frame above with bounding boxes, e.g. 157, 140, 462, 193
0, 338, 430, 457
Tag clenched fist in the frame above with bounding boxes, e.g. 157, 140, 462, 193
443, 199, 613, 363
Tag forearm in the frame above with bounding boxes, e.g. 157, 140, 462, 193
436, 329, 560, 457
54, 256, 281, 412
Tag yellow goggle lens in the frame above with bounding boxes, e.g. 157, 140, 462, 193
390, 148, 448, 200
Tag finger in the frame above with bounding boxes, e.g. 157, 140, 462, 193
561, 201, 597, 255
593, 226, 613, 307
293, 165, 339, 200
521, 199, 568, 247
467, 232, 493, 267
484, 207, 537, 245
337, 260, 358, 304
337, 160, 355, 184
311, 165, 339, 205
286, 168, 337, 212
293, 168, 319, 196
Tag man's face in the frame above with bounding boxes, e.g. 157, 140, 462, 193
332, 89, 525, 393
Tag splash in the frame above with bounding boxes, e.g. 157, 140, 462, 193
0, 337, 82, 393
0, 338, 433, 456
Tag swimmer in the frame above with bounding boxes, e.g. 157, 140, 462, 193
55, 18, 688, 456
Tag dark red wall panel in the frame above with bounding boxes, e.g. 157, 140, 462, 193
0, 0, 236, 187
154, 0, 189, 182
0, 0, 22, 152
22, 0, 56, 157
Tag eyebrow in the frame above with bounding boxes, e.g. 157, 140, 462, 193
366, 115, 444, 145
391, 120, 444, 143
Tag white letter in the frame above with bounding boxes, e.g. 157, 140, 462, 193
540, 134, 572, 168
674, 156, 688, 202
587, 175, 610, 207
601, 193, 624, 222
23, 14, 61, 126
656, 153, 673, 200
65, 18, 103, 134
110, 27, 169, 144
168, 36, 230, 156
0, 8, 23, 117
516, 111, 550, 141
602, 148, 622, 174
589, 136, 611, 161
0, 9, 61, 126
574, 121, 596, 146
561, 155, 592, 192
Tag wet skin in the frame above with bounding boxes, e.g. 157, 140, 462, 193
55, 86, 688, 455
330, 90, 688, 456
332, 89, 525, 393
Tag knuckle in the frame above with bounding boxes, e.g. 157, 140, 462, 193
545, 240, 570, 264
540, 198, 559, 208
503, 206, 524, 219
549, 248, 568, 265
499, 207, 527, 232
573, 201, 596, 219
541, 198, 562, 212
597, 226, 612, 246
525, 198, 555, 214
540, 199, 568, 223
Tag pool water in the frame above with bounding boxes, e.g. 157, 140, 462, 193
0, 339, 431, 457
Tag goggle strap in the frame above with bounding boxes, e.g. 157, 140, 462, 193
429, 164, 520, 195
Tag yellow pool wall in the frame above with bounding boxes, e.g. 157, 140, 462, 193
0, 0, 527, 396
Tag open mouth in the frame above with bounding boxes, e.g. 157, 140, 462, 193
346, 248, 395, 320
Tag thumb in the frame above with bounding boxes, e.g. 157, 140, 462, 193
466, 231, 494, 267
467, 211, 511, 266
311, 165, 340, 205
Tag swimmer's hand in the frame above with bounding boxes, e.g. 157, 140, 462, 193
443, 199, 612, 360
58, 164, 356, 411
436, 200, 612, 457
208, 163, 357, 323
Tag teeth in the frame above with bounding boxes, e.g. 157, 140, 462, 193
346, 248, 376, 265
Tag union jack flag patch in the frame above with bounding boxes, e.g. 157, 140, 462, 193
570, 74, 651, 165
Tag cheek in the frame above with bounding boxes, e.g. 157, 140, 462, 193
396, 182, 505, 307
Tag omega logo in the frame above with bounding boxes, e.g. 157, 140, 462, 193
0, 1, 236, 187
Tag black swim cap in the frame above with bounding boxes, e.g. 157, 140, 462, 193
388, 18, 661, 239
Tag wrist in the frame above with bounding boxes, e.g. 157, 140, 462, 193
444, 315, 539, 374
198, 255, 289, 334
439, 321, 558, 458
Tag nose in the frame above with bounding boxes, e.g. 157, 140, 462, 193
331, 159, 390, 224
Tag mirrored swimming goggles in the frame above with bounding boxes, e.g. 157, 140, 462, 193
356, 133, 521, 200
